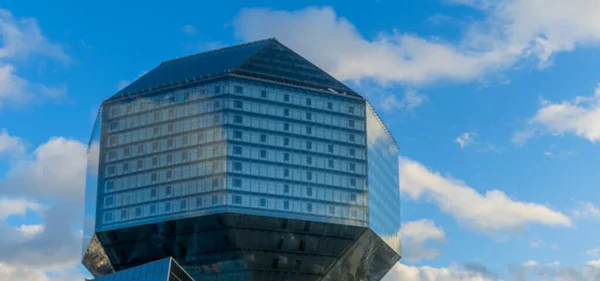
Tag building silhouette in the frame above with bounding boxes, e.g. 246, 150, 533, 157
82, 38, 401, 281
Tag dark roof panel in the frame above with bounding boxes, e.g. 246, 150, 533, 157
109, 38, 358, 100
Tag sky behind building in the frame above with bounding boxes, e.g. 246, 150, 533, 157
0, 0, 599, 280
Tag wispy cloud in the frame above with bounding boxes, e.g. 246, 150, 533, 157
383, 262, 499, 281
181, 24, 198, 35
401, 219, 446, 263
399, 157, 571, 237
572, 202, 600, 219
455, 132, 477, 148
514, 85, 600, 145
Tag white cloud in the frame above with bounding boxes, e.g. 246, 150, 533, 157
181, 24, 197, 35
516, 85, 600, 144
380, 90, 428, 113
0, 198, 40, 220
17, 224, 44, 238
0, 9, 68, 109
0, 129, 24, 157
587, 249, 600, 258
455, 132, 477, 148
530, 240, 545, 248
401, 219, 446, 263
511, 259, 600, 281
399, 157, 571, 236
572, 202, 600, 219
233, 2, 600, 86
383, 262, 499, 281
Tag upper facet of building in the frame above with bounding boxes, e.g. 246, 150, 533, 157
83, 38, 400, 281
111, 38, 358, 101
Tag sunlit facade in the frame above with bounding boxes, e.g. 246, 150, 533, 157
82, 38, 400, 281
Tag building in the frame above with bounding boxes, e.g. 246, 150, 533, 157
87, 257, 194, 281
82, 38, 401, 281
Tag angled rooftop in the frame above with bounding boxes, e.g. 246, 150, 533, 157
110, 38, 358, 100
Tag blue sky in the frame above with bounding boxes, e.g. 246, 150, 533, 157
1, 1, 600, 280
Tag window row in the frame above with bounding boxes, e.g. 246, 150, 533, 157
102, 192, 226, 224
229, 177, 365, 205
108, 98, 224, 132
229, 161, 365, 189
230, 114, 363, 145
230, 83, 363, 117
108, 83, 223, 118
103, 160, 226, 190
230, 145, 366, 175
106, 114, 224, 147
231, 99, 364, 131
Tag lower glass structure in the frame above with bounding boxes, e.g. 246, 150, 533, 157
89, 257, 194, 281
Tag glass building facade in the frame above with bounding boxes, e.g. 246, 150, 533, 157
90, 257, 194, 281
83, 38, 400, 281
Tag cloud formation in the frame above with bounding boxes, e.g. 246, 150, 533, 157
510, 260, 600, 281
383, 262, 500, 281
0, 9, 68, 109
401, 220, 447, 263
233, 1, 600, 87
515, 85, 600, 144
455, 132, 477, 148
572, 202, 600, 219
399, 157, 571, 236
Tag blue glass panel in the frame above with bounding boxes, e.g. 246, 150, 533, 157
366, 103, 401, 255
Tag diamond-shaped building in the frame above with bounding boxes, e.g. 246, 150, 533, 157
82, 38, 401, 281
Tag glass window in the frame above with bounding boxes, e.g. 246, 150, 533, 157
213, 114, 221, 124
212, 195, 218, 205
234, 146, 242, 155
214, 100, 221, 109
306, 203, 312, 212
121, 209, 127, 220
234, 162, 242, 171
306, 172, 312, 181
350, 194, 357, 201
109, 136, 117, 146
306, 112, 312, 120
328, 159, 334, 168
260, 149, 267, 158
260, 134, 267, 143
234, 100, 243, 109
349, 134, 355, 142
135, 207, 141, 217
151, 172, 158, 182
233, 178, 242, 188
151, 188, 157, 198
124, 147, 130, 157
167, 138, 174, 148
105, 196, 114, 206
284, 153, 289, 162
198, 132, 205, 142
106, 181, 114, 192
350, 178, 356, 187
349, 148, 355, 157
350, 163, 356, 171
348, 106, 355, 114
284, 200, 289, 209
214, 85, 221, 93
196, 197, 203, 208
284, 94, 289, 102
182, 151, 189, 161
306, 187, 312, 196
181, 200, 187, 210
284, 108, 289, 116
233, 195, 242, 205
165, 202, 171, 212
150, 205, 157, 215
153, 127, 159, 136
284, 169, 289, 177
166, 186, 172, 196
284, 123, 289, 131
110, 107, 120, 117
327, 102, 333, 110
109, 122, 118, 131
138, 144, 145, 154
198, 148, 204, 158
152, 157, 158, 167
260, 198, 267, 207
306, 156, 312, 165
234, 86, 243, 94
167, 154, 173, 163
107, 166, 115, 175
306, 98, 312, 106
183, 135, 189, 146
137, 159, 144, 170
234, 130, 242, 139
234, 115, 243, 124
168, 109, 174, 119
306, 126, 312, 135
284, 184, 290, 193
261, 90, 267, 98
212, 178, 219, 188
328, 144, 334, 153
104, 212, 113, 222
306, 141, 312, 150
284, 137, 289, 146
123, 162, 129, 172
349, 119, 355, 128
108, 150, 116, 160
